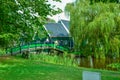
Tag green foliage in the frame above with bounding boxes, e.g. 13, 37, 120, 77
64, 3, 74, 18
75, 0, 120, 4
0, 49, 5, 55
0, 0, 62, 48
29, 52, 76, 67
91, 0, 120, 3
107, 63, 120, 71
66, 1, 120, 58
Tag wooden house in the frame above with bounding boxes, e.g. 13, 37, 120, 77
43, 19, 73, 49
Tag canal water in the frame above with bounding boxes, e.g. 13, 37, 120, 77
75, 57, 120, 71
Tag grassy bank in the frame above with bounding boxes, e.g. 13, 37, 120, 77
0, 56, 120, 80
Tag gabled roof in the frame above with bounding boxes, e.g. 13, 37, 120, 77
58, 20, 70, 30
44, 23, 69, 37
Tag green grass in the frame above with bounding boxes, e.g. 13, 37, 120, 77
0, 57, 120, 80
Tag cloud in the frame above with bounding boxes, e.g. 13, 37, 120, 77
48, 0, 73, 22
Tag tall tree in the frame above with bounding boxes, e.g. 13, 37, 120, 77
0, 0, 62, 48
65, 0, 120, 58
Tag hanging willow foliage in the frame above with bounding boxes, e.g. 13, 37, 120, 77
68, 1, 120, 58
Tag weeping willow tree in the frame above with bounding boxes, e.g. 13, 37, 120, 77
65, 0, 120, 58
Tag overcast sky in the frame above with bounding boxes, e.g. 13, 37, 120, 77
48, 0, 75, 22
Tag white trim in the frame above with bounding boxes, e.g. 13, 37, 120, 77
43, 25, 51, 37
60, 20, 70, 34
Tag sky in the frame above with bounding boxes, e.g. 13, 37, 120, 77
48, 0, 75, 22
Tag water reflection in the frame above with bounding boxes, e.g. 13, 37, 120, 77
76, 57, 120, 71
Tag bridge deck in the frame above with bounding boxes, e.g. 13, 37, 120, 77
6, 43, 68, 55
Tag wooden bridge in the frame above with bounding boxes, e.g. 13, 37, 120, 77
6, 43, 68, 55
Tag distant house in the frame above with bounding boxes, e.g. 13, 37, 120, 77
43, 19, 73, 49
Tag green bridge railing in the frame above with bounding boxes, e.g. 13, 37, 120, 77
6, 43, 68, 54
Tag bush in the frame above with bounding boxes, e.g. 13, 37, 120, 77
29, 52, 77, 67
107, 63, 120, 71
0, 49, 6, 55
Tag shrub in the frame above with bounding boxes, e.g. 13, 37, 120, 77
29, 52, 77, 67
107, 63, 120, 71
0, 49, 6, 55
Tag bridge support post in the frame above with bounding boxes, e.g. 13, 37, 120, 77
22, 51, 29, 59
